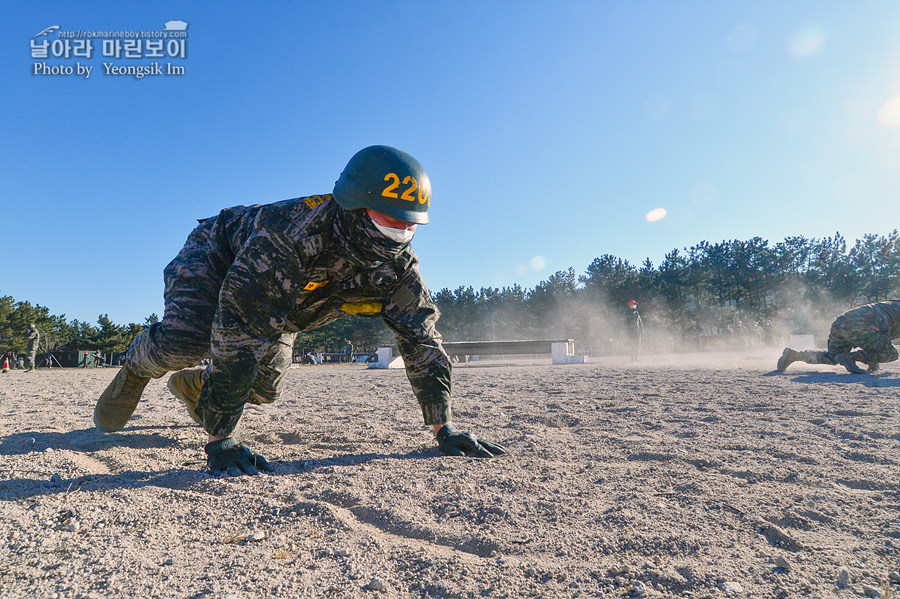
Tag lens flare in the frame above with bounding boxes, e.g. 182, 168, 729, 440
645, 208, 667, 223
878, 97, 900, 127
787, 24, 825, 59
529, 256, 548, 270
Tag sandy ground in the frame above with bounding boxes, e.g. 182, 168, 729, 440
1, 349, 899, 599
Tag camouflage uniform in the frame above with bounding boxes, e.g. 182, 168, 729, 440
125, 195, 451, 438
826, 301, 900, 363
25, 327, 39, 370
625, 307, 643, 361
778, 300, 900, 371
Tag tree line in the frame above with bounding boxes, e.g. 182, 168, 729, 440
0, 295, 159, 358
431, 231, 900, 351
3, 230, 898, 359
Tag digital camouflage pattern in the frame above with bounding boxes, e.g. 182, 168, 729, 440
25, 326, 39, 370
126, 195, 451, 437
625, 307, 643, 338
26, 327, 40, 352
778, 300, 900, 372
625, 306, 644, 361
826, 300, 900, 364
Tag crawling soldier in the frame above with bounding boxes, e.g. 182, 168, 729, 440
94, 145, 505, 475
777, 300, 900, 374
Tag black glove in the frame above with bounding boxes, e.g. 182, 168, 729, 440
204, 437, 275, 476
436, 424, 506, 458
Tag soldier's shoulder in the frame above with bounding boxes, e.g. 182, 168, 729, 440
257, 195, 336, 234
268, 194, 334, 214
878, 300, 900, 316
260, 194, 334, 219
392, 247, 422, 277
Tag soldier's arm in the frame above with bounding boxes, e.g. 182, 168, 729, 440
379, 262, 506, 459
380, 262, 452, 428
199, 228, 304, 438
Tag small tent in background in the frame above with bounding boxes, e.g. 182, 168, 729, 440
36, 350, 96, 368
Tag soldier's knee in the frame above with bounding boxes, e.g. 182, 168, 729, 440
248, 389, 280, 405
248, 369, 288, 405
155, 324, 210, 357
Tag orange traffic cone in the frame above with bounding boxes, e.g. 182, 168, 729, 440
1, 357, 8, 373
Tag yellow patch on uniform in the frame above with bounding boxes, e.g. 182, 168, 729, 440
340, 300, 383, 316
303, 280, 329, 291
303, 195, 327, 210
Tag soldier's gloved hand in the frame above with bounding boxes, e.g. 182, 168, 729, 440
204, 437, 275, 476
436, 424, 506, 458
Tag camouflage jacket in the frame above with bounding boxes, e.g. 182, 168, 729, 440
840, 300, 900, 339
198, 194, 451, 437
625, 309, 643, 335
26, 329, 39, 352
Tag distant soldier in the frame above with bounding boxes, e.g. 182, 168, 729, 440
625, 300, 644, 362
24, 324, 39, 372
733, 320, 749, 347
777, 300, 900, 374
94, 350, 105, 367
93, 145, 506, 476
343, 339, 354, 363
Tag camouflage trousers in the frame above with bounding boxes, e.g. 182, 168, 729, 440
126, 220, 296, 405
24, 351, 36, 370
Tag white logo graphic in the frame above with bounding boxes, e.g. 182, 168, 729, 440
164, 20, 188, 31
32, 25, 60, 39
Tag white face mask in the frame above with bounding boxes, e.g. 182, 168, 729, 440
372, 220, 415, 244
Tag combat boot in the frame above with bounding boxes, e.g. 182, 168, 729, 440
94, 365, 151, 432
776, 348, 800, 372
167, 369, 204, 425
834, 353, 866, 374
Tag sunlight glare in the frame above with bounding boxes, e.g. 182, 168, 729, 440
877, 97, 900, 127
787, 24, 826, 59
645, 208, 667, 223
529, 256, 548, 270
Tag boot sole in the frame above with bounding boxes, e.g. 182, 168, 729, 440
93, 403, 126, 433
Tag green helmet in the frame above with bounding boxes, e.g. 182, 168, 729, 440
333, 145, 431, 224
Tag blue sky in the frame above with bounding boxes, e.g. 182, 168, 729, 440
2, 2, 900, 325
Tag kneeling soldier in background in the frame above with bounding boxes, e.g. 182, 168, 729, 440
777, 300, 900, 374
